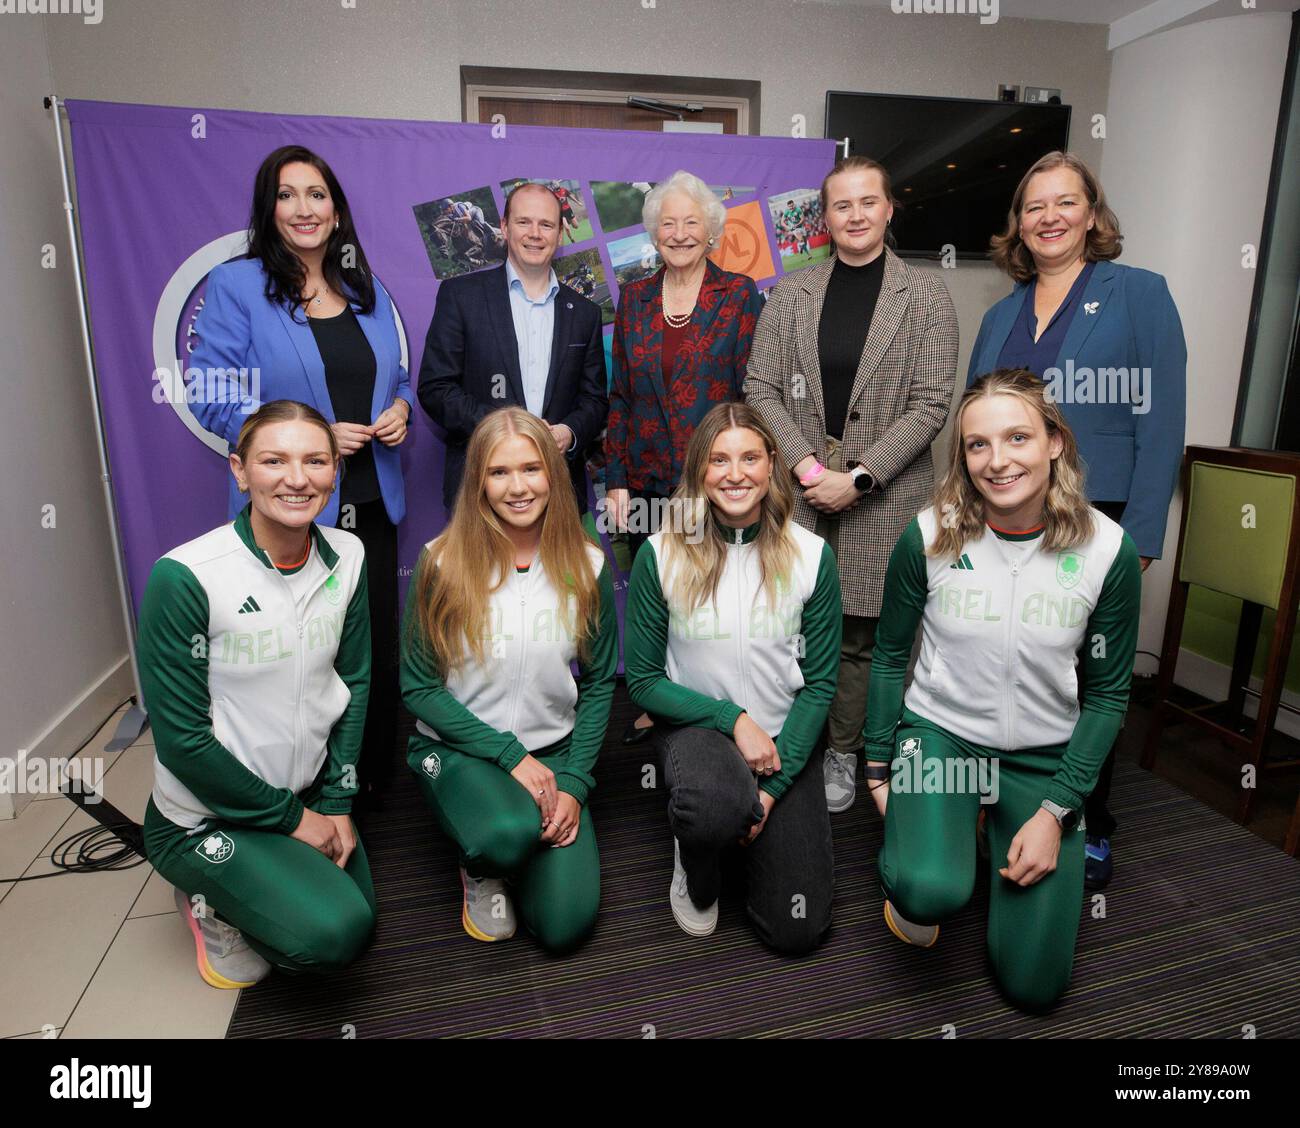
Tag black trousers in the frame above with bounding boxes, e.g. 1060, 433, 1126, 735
659, 726, 834, 956
348, 497, 399, 794
1085, 500, 1128, 839
624, 486, 671, 569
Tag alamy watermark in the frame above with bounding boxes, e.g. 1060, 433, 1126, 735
1, 0, 102, 24
596, 495, 706, 544
890, 737, 1000, 804
153, 362, 261, 408
1, 755, 104, 801
1042, 359, 1151, 415
890, 0, 999, 26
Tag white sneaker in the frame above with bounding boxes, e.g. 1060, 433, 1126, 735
174, 887, 272, 989
669, 839, 717, 937
824, 748, 857, 812
460, 867, 517, 942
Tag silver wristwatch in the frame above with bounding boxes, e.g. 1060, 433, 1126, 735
1040, 799, 1079, 830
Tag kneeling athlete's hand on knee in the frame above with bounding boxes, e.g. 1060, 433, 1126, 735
999, 808, 1062, 887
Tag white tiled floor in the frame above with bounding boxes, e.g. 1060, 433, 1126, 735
1, 705, 239, 1039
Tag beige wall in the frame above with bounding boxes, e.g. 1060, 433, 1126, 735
1100, 12, 1293, 666
0, 16, 130, 816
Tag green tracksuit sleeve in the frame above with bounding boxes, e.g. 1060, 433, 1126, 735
317, 561, 371, 815
137, 559, 304, 833
864, 518, 928, 763
763, 542, 842, 800
549, 561, 619, 806
399, 551, 529, 772
624, 541, 746, 736
1043, 533, 1142, 811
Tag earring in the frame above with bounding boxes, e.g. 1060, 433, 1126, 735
707, 237, 715, 246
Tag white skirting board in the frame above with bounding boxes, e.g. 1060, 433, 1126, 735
0, 655, 136, 821
1171, 647, 1300, 742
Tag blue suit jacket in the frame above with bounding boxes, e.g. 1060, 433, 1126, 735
967, 260, 1186, 557
188, 257, 413, 527
416, 264, 607, 511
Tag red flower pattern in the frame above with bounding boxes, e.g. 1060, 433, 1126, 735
604, 262, 764, 493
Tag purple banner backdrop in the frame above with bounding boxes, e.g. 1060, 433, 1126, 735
64, 100, 836, 612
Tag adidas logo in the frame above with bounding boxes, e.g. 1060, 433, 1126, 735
237, 595, 262, 614
949, 554, 975, 571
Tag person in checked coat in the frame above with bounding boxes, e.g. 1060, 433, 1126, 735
745, 155, 959, 816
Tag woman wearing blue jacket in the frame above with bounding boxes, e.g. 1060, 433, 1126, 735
189, 145, 413, 807
967, 150, 1186, 888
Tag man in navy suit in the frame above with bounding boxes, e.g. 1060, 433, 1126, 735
418, 183, 607, 512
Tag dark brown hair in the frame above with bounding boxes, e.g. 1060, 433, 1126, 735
989, 151, 1123, 282
246, 145, 376, 319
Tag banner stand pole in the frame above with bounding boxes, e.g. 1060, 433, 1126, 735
45, 95, 148, 753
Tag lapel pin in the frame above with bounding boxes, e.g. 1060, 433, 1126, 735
1084, 301, 1099, 315
566, 302, 574, 309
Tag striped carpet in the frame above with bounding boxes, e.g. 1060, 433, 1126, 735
227, 688, 1300, 1038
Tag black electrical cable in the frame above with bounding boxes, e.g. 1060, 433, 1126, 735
1, 697, 148, 884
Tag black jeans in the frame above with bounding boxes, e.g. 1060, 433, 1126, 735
659, 726, 834, 955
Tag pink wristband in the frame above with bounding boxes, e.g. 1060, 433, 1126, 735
799, 461, 826, 486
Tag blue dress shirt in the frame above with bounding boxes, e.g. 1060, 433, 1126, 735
505, 259, 559, 417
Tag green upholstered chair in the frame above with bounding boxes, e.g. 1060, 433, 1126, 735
1141, 446, 1300, 855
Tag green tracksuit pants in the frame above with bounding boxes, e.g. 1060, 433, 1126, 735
408, 736, 600, 955
143, 794, 377, 973
877, 709, 1086, 1013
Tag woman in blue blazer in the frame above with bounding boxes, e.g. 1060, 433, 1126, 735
968, 150, 1187, 887
189, 144, 414, 808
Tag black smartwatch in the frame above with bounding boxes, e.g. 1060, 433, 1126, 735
851, 466, 875, 493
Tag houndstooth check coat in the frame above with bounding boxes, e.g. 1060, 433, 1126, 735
744, 249, 959, 618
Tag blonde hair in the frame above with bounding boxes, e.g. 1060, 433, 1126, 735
990, 151, 1122, 283
928, 369, 1094, 561
659, 402, 797, 614
407, 407, 601, 676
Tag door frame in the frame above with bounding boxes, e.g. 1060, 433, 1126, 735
462, 66, 760, 135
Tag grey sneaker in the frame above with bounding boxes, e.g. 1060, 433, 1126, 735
173, 887, 272, 989
669, 839, 717, 937
883, 899, 939, 948
460, 866, 516, 942
824, 748, 857, 812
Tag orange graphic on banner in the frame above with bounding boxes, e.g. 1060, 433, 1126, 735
708, 201, 776, 284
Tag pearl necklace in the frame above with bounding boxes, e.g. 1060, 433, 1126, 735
663, 271, 703, 328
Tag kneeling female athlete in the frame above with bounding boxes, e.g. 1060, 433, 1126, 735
866, 369, 1140, 1011
402, 406, 617, 954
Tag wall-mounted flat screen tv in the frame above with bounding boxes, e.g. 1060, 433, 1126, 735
824, 91, 1072, 259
